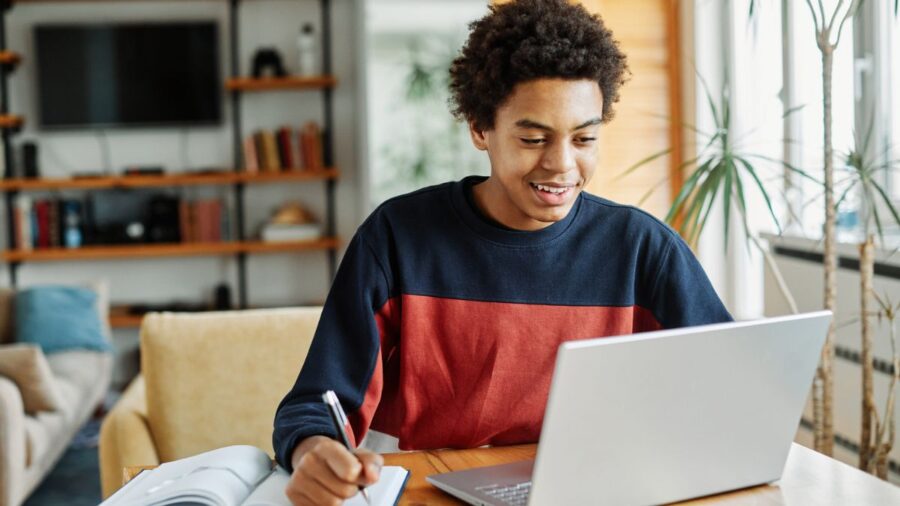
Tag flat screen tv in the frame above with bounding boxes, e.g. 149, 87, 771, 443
34, 22, 221, 129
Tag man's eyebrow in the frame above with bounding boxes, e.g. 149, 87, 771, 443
573, 118, 603, 130
514, 117, 603, 132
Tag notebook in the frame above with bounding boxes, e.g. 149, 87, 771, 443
101, 445, 410, 506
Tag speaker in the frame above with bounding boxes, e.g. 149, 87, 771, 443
146, 195, 181, 243
22, 141, 39, 179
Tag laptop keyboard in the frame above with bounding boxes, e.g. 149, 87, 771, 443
476, 481, 532, 505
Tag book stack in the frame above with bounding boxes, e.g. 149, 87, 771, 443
242, 121, 325, 173
179, 198, 230, 243
13, 195, 84, 250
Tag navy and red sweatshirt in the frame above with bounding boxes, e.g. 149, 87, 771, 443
273, 176, 731, 469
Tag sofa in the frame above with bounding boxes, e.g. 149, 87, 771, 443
0, 288, 113, 506
98, 307, 321, 498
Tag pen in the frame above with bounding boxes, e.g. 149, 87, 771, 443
322, 390, 372, 505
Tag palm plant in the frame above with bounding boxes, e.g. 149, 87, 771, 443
621, 77, 806, 314
837, 124, 900, 475
867, 291, 900, 478
749, 0, 879, 456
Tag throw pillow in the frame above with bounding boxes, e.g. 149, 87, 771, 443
15, 285, 112, 353
0, 343, 62, 413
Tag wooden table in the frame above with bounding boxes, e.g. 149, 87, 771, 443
125, 443, 900, 505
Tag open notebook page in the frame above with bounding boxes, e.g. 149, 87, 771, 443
243, 466, 410, 506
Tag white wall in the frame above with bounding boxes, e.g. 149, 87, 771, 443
0, 0, 364, 387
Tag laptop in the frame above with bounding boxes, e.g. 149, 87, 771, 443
426, 311, 831, 506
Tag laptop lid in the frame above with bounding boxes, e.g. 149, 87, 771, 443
528, 311, 831, 505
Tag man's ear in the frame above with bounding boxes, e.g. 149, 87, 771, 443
468, 121, 489, 151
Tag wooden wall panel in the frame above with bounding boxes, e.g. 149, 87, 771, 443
578, 0, 677, 219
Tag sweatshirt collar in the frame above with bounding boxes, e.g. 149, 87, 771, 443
451, 175, 582, 246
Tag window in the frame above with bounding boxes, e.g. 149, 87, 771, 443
891, 9, 900, 190
783, 0, 857, 235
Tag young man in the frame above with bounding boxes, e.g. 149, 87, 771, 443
275, 0, 731, 504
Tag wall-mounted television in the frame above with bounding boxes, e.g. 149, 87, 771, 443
34, 21, 221, 129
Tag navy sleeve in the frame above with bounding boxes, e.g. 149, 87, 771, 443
649, 234, 733, 328
272, 229, 392, 471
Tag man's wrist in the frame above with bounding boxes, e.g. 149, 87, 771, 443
291, 435, 333, 470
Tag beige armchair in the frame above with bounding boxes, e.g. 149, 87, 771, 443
98, 307, 321, 499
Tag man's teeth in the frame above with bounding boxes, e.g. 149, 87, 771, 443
534, 184, 568, 194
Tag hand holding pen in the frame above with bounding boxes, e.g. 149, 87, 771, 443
284, 391, 383, 506
323, 390, 374, 504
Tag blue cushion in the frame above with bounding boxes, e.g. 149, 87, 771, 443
14, 286, 111, 354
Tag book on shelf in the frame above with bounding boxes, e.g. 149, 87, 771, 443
100, 445, 409, 506
299, 121, 324, 171
242, 135, 259, 174
277, 126, 294, 169
13, 194, 33, 251
242, 123, 325, 173
179, 198, 227, 243
34, 199, 50, 249
260, 130, 281, 172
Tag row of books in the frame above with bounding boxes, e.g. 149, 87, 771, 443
12, 195, 232, 250
242, 122, 325, 173
13, 196, 83, 250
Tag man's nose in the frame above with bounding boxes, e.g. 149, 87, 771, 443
541, 140, 577, 173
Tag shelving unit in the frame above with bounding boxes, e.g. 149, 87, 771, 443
0, 0, 340, 310
1, 237, 340, 263
0, 168, 339, 191
225, 75, 337, 92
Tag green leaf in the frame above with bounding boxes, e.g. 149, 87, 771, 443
693, 164, 726, 244
732, 169, 753, 243
666, 158, 711, 224
873, 181, 900, 230
834, 180, 859, 209
783, 103, 806, 118
722, 159, 734, 252
680, 185, 707, 240
616, 148, 673, 181
636, 175, 672, 206
744, 154, 822, 185
681, 164, 716, 241
735, 156, 783, 234
696, 72, 722, 130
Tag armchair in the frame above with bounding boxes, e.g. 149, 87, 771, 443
98, 307, 321, 498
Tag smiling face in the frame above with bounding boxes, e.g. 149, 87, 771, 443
469, 78, 603, 231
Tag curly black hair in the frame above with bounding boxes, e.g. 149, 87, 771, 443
449, 0, 629, 131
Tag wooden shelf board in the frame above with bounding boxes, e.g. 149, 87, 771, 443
0, 115, 24, 129
238, 168, 339, 183
109, 313, 144, 328
0, 172, 237, 190
1, 237, 339, 262
226, 75, 337, 91
0, 51, 21, 65
0, 168, 339, 191
241, 237, 340, 254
